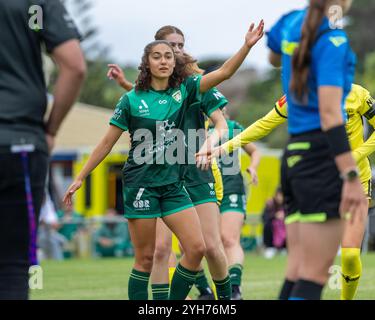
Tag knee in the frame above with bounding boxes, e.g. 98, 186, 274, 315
136, 252, 154, 272
186, 241, 206, 259
205, 242, 224, 260
221, 234, 237, 249
153, 242, 172, 263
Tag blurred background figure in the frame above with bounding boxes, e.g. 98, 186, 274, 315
57, 204, 84, 259
38, 192, 65, 261
262, 187, 286, 259
0, 0, 85, 299
94, 209, 132, 258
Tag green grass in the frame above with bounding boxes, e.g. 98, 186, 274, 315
30, 253, 375, 300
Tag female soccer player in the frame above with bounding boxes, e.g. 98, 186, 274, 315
206, 108, 260, 300
63, 21, 264, 300
208, 82, 375, 300
108, 26, 231, 300
199, 0, 367, 300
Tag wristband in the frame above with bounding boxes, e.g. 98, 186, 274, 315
325, 124, 351, 157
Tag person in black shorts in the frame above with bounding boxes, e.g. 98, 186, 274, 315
267, 0, 367, 300
0, 0, 86, 299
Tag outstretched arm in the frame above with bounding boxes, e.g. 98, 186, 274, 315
199, 20, 264, 93
196, 109, 228, 170
222, 107, 286, 154
243, 143, 261, 185
63, 125, 124, 207
196, 106, 285, 161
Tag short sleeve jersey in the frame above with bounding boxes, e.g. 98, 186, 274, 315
110, 75, 201, 187
217, 119, 246, 195
0, 0, 80, 153
183, 87, 228, 186
267, 8, 356, 135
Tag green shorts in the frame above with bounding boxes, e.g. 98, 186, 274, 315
123, 182, 193, 219
220, 193, 246, 214
185, 183, 217, 206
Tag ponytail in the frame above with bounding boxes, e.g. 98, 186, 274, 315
290, 0, 327, 100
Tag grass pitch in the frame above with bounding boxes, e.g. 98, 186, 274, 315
30, 253, 375, 300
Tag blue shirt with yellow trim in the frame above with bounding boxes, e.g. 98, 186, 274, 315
267, 8, 356, 135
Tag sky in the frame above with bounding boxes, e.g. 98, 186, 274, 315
84, 0, 308, 69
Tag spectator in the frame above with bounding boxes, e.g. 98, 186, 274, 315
0, 0, 85, 299
38, 192, 65, 260
57, 204, 84, 258
94, 209, 132, 258
262, 188, 286, 259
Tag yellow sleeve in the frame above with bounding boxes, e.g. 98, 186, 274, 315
211, 158, 223, 204
221, 97, 287, 154
352, 87, 375, 162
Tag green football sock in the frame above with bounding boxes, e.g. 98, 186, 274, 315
128, 269, 150, 300
195, 269, 213, 295
229, 264, 243, 286
169, 263, 198, 300
213, 275, 232, 300
152, 283, 169, 300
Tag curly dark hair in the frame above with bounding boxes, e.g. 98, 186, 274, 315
135, 40, 196, 92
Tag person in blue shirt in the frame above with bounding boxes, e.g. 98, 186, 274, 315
267, 0, 367, 300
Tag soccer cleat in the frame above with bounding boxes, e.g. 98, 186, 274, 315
231, 285, 243, 300
197, 292, 215, 300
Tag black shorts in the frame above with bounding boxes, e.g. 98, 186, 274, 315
281, 130, 342, 224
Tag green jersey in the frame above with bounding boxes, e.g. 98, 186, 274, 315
218, 119, 245, 195
183, 88, 228, 186
110, 75, 201, 187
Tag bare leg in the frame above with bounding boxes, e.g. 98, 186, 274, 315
195, 202, 228, 280
151, 218, 173, 284
162, 207, 206, 270
221, 212, 245, 268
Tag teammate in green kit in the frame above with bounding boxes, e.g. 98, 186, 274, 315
108, 26, 230, 300
207, 107, 260, 299
201, 66, 261, 300
64, 20, 264, 300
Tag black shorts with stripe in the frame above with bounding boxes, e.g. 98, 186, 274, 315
281, 130, 343, 224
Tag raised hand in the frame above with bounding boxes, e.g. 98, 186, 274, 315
245, 20, 265, 49
107, 64, 133, 90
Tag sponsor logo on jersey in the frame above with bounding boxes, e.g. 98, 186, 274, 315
159, 100, 168, 105
366, 97, 375, 109
172, 90, 182, 103
138, 99, 150, 116
213, 91, 225, 100
113, 107, 122, 120
158, 120, 175, 138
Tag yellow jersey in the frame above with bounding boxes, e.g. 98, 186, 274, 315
222, 84, 375, 185
203, 120, 224, 204
212, 158, 223, 204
